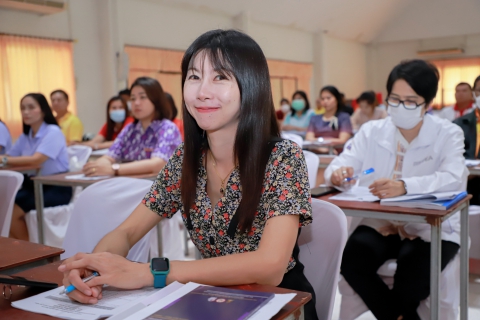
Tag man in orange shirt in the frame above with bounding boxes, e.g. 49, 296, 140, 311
454, 76, 480, 204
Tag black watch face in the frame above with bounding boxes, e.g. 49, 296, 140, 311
152, 258, 169, 271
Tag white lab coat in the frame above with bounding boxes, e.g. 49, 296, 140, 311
324, 114, 468, 244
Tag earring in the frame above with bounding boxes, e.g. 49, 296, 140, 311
203, 130, 205, 138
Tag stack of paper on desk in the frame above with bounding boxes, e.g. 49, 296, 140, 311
12, 282, 295, 320
465, 159, 480, 167
329, 186, 380, 202
380, 191, 468, 210
11, 285, 163, 320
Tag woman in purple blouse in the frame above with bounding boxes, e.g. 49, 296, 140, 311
83, 77, 182, 177
306, 86, 353, 153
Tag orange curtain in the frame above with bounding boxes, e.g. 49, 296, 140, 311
431, 58, 480, 108
125, 46, 184, 118
0, 35, 76, 139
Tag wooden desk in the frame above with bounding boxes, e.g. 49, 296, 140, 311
0, 164, 40, 175
318, 193, 471, 320
31, 172, 161, 254
0, 262, 310, 320
0, 237, 63, 275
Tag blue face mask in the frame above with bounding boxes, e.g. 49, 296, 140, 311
109, 109, 126, 123
291, 99, 306, 111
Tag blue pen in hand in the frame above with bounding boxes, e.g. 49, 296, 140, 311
343, 168, 375, 183
61, 271, 99, 295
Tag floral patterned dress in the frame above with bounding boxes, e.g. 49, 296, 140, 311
143, 139, 312, 272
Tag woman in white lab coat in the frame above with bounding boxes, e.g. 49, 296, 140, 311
325, 60, 468, 320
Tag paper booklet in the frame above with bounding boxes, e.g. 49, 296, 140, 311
380, 191, 468, 210
329, 186, 380, 202
11, 284, 168, 320
11, 281, 295, 320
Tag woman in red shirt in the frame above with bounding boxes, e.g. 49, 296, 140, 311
81, 96, 134, 150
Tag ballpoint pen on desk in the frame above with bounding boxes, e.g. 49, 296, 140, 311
60, 271, 100, 295
343, 168, 375, 183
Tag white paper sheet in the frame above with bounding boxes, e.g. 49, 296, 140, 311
91, 149, 109, 156
65, 174, 111, 180
248, 293, 296, 320
329, 186, 379, 202
11, 285, 159, 320
466, 159, 480, 167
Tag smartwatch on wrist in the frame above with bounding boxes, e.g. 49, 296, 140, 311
2, 156, 7, 166
150, 257, 170, 288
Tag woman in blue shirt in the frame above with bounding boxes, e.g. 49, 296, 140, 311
0, 120, 12, 154
3, 93, 71, 241
282, 90, 315, 133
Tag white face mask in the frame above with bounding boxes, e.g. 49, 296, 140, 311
388, 105, 424, 130
474, 93, 480, 109
280, 104, 290, 113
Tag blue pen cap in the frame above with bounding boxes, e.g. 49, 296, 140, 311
363, 168, 375, 175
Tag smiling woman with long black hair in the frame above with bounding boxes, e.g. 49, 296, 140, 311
59, 29, 318, 320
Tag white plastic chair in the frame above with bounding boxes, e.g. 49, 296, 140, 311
62, 177, 185, 262
148, 212, 185, 261
25, 145, 92, 246
298, 198, 348, 320
339, 243, 461, 320
303, 150, 320, 188
62, 177, 155, 262
281, 132, 303, 148
0, 171, 24, 237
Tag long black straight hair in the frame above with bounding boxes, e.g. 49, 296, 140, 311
21, 93, 58, 135
181, 29, 280, 234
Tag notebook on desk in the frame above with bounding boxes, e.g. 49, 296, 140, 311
380, 191, 468, 210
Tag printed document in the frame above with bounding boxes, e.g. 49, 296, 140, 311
12, 285, 160, 320
330, 186, 379, 202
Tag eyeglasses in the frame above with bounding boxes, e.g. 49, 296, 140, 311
386, 96, 425, 110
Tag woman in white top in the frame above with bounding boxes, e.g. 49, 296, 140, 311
325, 60, 467, 319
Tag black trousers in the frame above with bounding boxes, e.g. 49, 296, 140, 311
341, 226, 459, 320
278, 232, 319, 320
15, 174, 72, 212
467, 176, 480, 205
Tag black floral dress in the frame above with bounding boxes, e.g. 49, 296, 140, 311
143, 139, 318, 319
